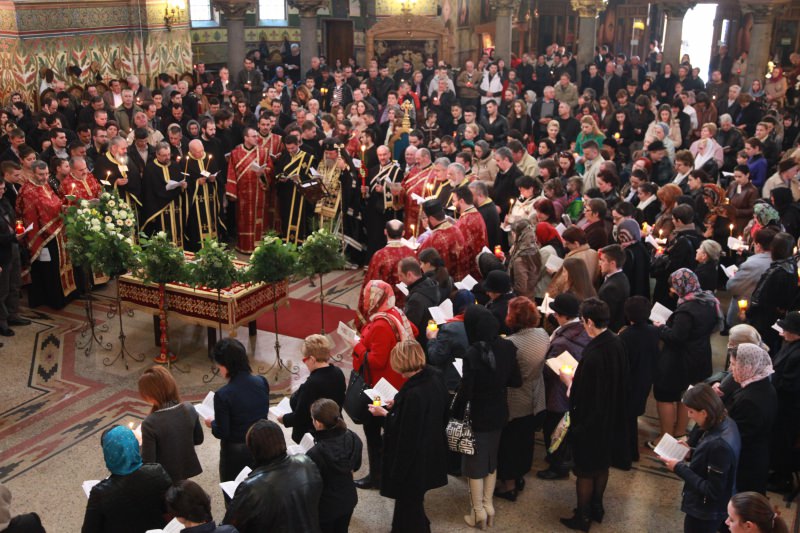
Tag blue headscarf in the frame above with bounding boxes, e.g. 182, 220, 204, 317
102, 426, 142, 476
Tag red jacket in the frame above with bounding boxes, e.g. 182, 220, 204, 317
353, 308, 418, 390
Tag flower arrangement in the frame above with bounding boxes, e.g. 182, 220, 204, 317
248, 233, 299, 285
187, 238, 240, 291
136, 231, 188, 285
63, 191, 138, 276
297, 228, 345, 333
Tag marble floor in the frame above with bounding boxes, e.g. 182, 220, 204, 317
0, 273, 795, 533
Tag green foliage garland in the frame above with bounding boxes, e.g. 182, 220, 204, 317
297, 228, 345, 277
135, 231, 187, 285
188, 238, 240, 291
248, 233, 298, 284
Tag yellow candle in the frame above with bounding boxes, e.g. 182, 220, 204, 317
729, 224, 734, 237
426, 320, 438, 332
613, 132, 620, 140
560, 365, 574, 376
410, 223, 415, 235
659, 229, 663, 238
737, 299, 748, 310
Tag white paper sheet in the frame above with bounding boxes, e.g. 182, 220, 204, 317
194, 391, 215, 420
410, 192, 426, 205
721, 264, 738, 278
352, 158, 362, 169
82, 479, 101, 498
727, 236, 746, 251
38, 248, 51, 262
337, 321, 359, 344
545, 254, 564, 272
287, 433, 315, 456
653, 433, 690, 462
399, 237, 419, 250
649, 302, 673, 324
454, 274, 478, 291
269, 397, 292, 418
773, 322, 784, 334
165, 180, 182, 191
480, 246, 493, 256
545, 351, 579, 375
538, 293, 553, 315
395, 282, 408, 296
364, 378, 399, 405
555, 223, 567, 236
145, 518, 184, 533
220, 466, 252, 499
645, 234, 662, 250
428, 299, 454, 325
452, 359, 463, 377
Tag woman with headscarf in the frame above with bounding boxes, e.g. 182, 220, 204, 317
507, 219, 543, 301
352, 280, 417, 490
743, 201, 781, 248
454, 305, 522, 529
701, 183, 733, 249
765, 67, 788, 109
727, 343, 778, 494
616, 218, 650, 298
649, 268, 723, 449
81, 425, 173, 533
495, 297, 548, 501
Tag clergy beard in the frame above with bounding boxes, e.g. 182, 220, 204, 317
116, 154, 128, 165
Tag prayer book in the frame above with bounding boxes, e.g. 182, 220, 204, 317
337, 321, 359, 344
721, 264, 738, 278
199, 170, 219, 178
82, 479, 101, 498
165, 180, 182, 191
352, 158, 362, 169
194, 391, 215, 420
538, 293, 553, 315
653, 433, 690, 462
100, 180, 111, 187
649, 302, 673, 324
773, 322, 784, 334
545, 254, 564, 272
545, 351, 579, 375
287, 433, 315, 456
220, 466, 252, 499
364, 378, 398, 405
395, 282, 409, 296
454, 275, 478, 291
452, 359, 463, 377
249, 161, 268, 172
727, 236, 746, 251
555, 223, 567, 236
410, 192, 426, 205
428, 299, 454, 325
269, 397, 292, 419
645, 234, 663, 250
145, 518, 184, 533
480, 246, 493, 256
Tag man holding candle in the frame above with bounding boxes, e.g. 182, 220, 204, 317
141, 142, 187, 247
365, 145, 403, 260
454, 186, 488, 280
400, 147, 435, 239
274, 134, 316, 244
226, 127, 271, 254
183, 139, 223, 252
93, 136, 141, 216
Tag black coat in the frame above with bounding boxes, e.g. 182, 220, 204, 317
727, 377, 777, 494
598, 271, 630, 332
486, 292, 514, 335
380, 366, 449, 499
622, 241, 651, 299
307, 427, 362, 524
404, 275, 440, 346
656, 299, 719, 395
584, 220, 608, 250
491, 164, 523, 219
695, 261, 719, 292
569, 329, 631, 472
619, 324, 659, 415
81, 464, 172, 533
477, 200, 502, 249
748, 258, 799, 354
224, 455, 323, 533
283, 365, 346, 444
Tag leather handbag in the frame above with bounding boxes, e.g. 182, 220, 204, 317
446, 392, 476, 455
344, 352, 372, 425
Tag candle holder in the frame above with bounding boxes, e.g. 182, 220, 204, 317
76, 269, 112, 357
103, 275, 145, 370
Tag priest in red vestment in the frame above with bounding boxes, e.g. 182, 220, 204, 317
226, 127, 272, 253
357, 219, 415, 324
257, 114, 284, 233
60, 157, 102, 204
401, 147, 436, 238
418, 198, 469, 282
18, 160, 76, 309
453, 185, 488, 280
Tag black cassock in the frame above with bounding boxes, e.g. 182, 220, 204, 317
182, 153, 223, 252
140, 159, 186, 248
93, 152, 142, 222
274, 147, 316, 243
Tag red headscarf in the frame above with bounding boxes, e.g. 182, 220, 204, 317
535, 222, 560, 246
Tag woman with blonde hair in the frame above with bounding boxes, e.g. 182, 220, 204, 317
137, 366, 204, 482
278, 334, 346, 444
575, 116, 605, 173
367, 340, 449, 532
548, 256, 598, 301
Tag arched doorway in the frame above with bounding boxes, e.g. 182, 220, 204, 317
365, 15, 454, 69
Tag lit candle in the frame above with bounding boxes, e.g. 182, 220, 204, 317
737, 299, 748, 310
410, 223, 415, 236
494, 245, 503, 259
128, 421, 135, 429
426, 320, 438, 332
509, 197, 515, 210
613, 132, 620, 140
15, 219, 24, 235
659, 229, 663, 238
642, 222, 650, 235
560, 365, 574, 376
372, 395, 382, 407
729, 223, 734, 237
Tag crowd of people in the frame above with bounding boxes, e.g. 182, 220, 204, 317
2, 38, 800, 533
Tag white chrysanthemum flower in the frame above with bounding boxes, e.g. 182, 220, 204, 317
119, 211, 127, 220
116, 220, 124, 226
107, 200, 116, 208
125, 219, 133, 227
106, 223, 116, 231
104, 216, 112, 223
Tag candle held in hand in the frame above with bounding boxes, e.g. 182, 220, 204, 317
373, 395, 381, 407
426, 320, 438, 332
737, 299, 748, 310
560, 365, 574, 376
729, 224, 734, 237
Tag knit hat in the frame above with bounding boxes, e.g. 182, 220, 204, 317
483, 270, 511, 293
549, 292, 581, 318
778, 311, 800, 335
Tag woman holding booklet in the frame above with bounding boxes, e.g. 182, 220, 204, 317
659, 384, 741, 533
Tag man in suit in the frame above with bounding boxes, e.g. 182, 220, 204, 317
598, 244, 630, 332
0, 174, 31, 337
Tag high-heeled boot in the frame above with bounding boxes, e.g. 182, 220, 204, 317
354, 444, 381, 489
464, 478, 487, 530
483, 471, 497, 527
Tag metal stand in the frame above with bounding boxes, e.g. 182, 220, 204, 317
76, 270, 112, 356
154, 284, 188, 374
202, 289, 225, 384
103, 277, 144, 370
258, 301, 300, 380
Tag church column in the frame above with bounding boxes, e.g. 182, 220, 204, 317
289, 0, 328, 75
570, 0, 605, 85
741, 3, 779, 88
212, 0, 253, 73
662, 3, 694, 67
490, 0, 521, 63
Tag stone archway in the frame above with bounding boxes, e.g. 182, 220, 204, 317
366, 15, 454, 70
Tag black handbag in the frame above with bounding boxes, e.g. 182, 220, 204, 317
344, 352, 372, 425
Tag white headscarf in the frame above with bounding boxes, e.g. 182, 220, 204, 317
732, 342, 774, 388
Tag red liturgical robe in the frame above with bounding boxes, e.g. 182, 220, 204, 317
357, 241, 415, 323
226, 144, 272, 253
60, 173, 102, 203
455, 208, 488, 280
419, 221, 469, 282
